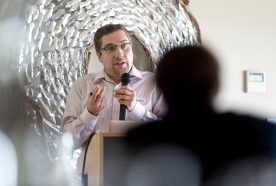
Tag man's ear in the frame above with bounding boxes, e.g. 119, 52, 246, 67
97, 52, 102, 63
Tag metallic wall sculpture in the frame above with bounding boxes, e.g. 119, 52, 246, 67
18, 0, 200, 162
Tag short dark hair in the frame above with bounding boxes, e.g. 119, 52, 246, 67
156, 45, 220, 108
93, 24, 132, 53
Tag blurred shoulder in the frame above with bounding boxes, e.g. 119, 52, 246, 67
218, 112, 276, 133
126, 120, 167, 142
219, 112, 267, 124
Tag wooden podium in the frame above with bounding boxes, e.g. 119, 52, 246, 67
86, 120, 142, 186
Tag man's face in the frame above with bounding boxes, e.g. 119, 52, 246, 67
97, 30, 133, 83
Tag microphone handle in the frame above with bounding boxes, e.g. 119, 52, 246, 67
119, 104, 127, 120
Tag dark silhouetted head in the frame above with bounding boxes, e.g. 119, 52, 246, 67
156, 45, 220, 112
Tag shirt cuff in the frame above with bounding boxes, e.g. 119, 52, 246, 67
129, 101, 146, 120
80, 108, 98, 126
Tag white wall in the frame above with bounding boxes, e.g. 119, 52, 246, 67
189, 0, 276, 119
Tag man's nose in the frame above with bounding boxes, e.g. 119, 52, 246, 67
114, 46, 124, 57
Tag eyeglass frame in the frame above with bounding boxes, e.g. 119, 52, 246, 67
100, 42, 132, 54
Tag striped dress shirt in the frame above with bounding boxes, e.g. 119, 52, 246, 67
61, 66, 167, 174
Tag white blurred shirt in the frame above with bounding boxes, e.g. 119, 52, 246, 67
0, 130, 17, 186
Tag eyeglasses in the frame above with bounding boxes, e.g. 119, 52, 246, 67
101, 42, 131, 54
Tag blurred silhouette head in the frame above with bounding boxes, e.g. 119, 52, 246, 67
156, 45, 220, 111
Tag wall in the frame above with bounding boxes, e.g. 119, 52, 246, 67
189, 0, 276, 118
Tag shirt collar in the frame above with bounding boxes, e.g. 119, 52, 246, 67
93, 66, 143, 84
129, 66, 143, 79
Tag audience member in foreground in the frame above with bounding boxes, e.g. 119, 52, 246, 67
125, 45, 276, 186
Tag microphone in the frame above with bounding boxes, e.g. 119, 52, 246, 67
119, 73, 131, 120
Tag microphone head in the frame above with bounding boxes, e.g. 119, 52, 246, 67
121, 73, 131, 86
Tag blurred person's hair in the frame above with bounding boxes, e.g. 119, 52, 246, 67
156, 45, 220, 109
